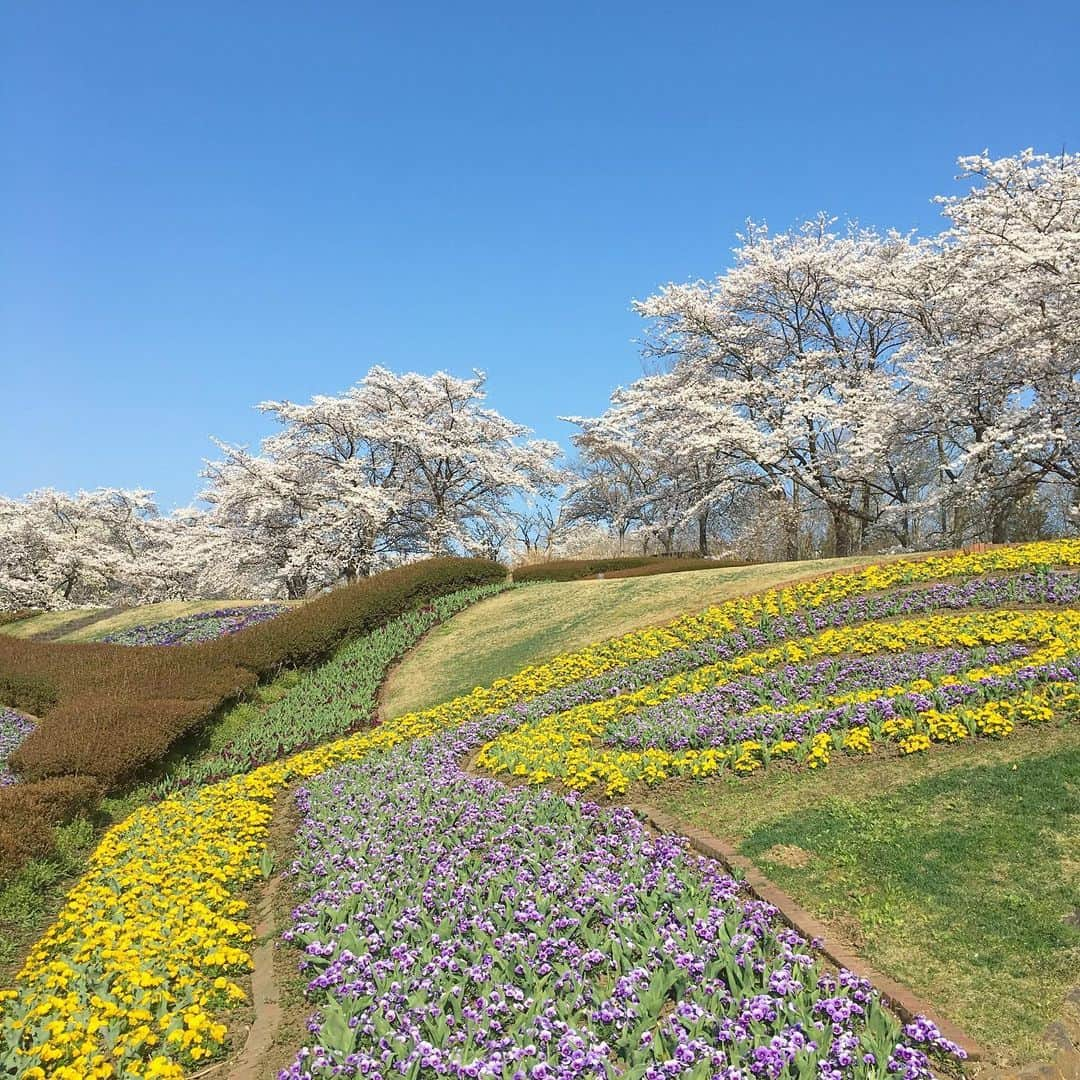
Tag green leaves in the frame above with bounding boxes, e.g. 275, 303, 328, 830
258, 847, 275, 878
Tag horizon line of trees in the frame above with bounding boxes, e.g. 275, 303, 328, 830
2, 148, 1077, 610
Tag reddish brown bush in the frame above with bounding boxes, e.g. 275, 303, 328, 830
600, 557, 747, 579
0, 776, 101, 876
0, 673, 58, 716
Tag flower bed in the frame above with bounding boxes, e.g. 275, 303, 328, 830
2, 541, 1078, 1077
0, 710, 34, 787
476, 607, 1080, 793
98, 605, 287, 646
280, 719, 964, 1080
0, 558, 506, 877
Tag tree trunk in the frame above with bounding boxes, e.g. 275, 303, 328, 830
859, 483, 871, 550
990, 508, 1010, 545
785, 486, 800, 562
830, 507, 857, 558
697, 513, 709, 557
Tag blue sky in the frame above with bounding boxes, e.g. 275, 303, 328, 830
3, 1, 1077, 510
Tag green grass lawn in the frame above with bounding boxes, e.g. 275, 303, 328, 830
0, 609, 101, 639
657, 724, 1080, 1065
381, 552, 897, 718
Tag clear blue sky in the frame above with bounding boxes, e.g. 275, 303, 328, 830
3, 1, 1077, 510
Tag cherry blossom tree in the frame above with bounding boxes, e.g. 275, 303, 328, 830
201, 367, 559, 594
871, 149, 1080, 542
628, 218, 917, 555
588, 149, 1080, 558
0, 488, 164, 609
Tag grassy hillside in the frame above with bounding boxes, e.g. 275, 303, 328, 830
3, 540, 1076, 1075
381, 552, 904, 718
0, 609, 101, 640
0, 599, 301, 642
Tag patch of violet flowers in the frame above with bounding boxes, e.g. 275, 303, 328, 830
99, 604, 287, 646
280, 715, 967, 1080
0, 707, 35, 786
602, 644, 1066, 751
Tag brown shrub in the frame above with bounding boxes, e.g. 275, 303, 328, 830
600, 557, 747, 579
0, 673, 59, 716
0, 776, 101, 876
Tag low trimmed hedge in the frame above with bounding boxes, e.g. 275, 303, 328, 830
512, 556, 745, 583
601, 556, 747, 578
0, 558, 505, 875
0, 775, 101, 874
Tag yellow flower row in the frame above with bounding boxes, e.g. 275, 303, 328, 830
474, 609, 1080, 795
493, 681, 1078, 794
2, 539, 1078, 1075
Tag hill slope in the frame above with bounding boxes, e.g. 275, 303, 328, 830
0, 599, 302, 642
382, 552, 904, 717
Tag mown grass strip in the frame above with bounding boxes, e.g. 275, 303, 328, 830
657, 730, 1080, 1063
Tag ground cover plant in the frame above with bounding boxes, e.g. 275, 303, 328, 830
97, 604, 287, 646
0, 557, 505, 875
279, 717, 965, 1080
2, 540, 1076, 1077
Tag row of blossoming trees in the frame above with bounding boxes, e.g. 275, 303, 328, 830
0, 369, 560, 608
2, 149, 1078, 609
563, 150, 1080, 561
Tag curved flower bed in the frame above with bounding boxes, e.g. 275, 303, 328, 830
1, 541, 1078, 1077
0, 709, 34, 787
602, 643, 1036, 749
98, 605, 288, 646
279, 718, 965, 1080
476, 608, 1080, 792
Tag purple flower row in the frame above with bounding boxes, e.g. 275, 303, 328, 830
603, 644, 1038, 751
99, 604, 287, 646
0, 707, 35, 786
280, 715, 966, 1079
